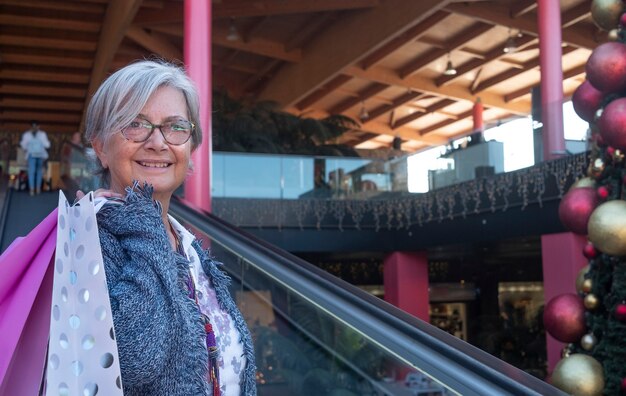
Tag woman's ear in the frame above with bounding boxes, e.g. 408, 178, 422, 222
92, 138, 108, 169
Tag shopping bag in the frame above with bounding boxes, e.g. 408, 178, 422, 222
0, 208, 57, 395
44, 191, 123, 395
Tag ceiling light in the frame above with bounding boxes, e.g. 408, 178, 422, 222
503, 29, 517, 53
359, 102, 369, 122
227, 20, 239, 41
443, 53, 457, 76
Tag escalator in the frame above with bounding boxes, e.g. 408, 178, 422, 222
170, 198, 565, 396
0, 159, 565, 394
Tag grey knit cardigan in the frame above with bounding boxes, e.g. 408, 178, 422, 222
96, 184, 257, 395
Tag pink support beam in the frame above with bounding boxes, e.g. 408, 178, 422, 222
184, 0, 212, 212
537, 0, 566, 160
541, 232, 587, 373
472, 97, 484, 132
383, 251, 429, 321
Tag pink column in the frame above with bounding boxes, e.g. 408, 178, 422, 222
541, 232, 587, 372
472, 97, 484, 133
537, 0, 566, 160
184, 0, 212, 212
384, 251, 429, 321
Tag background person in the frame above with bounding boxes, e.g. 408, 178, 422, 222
82, 60, 256, 395
19, 120, 50, 195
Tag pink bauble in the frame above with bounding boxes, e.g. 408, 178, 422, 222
572, 81, 604, 122
586, 42, 626, 93
544, 294, 587, 343
599, 97, 626, 149
558, 187, 599, 234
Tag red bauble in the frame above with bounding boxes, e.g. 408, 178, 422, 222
599, 97, 626, 150
544, 294, 587, 343
621, 377, 626, 392
586, 42, 626, 93
558, 187, 599, 234
615, 303, 626, 321
622, 12, 626, 27
583, 242, 598, 259
572, 81, 604, 122
597, 185, 610, 199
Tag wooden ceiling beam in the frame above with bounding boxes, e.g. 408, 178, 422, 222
361, 121, 431, 142
0, 70, 89, 84
473, 46, 577, 93
364, 90, 424, 121
0, 111, 81, 124
504, 63, 587, 102
242, 59, 282, 92
0, 98, 83, 112
0, 122, 78, 133
360, 10, 448, 70
0, 53, 93, 69
149, 24, 184, 38
435, 35, 535, 86
82, 0, 143, 127
328, 83, 388, 114
445, 2, 599, 49
0, 0, 105, 13
420, 109, 473, 135
126, 25, 183, 60
0, 14, 100, 32
346, 65, 527, 115
509, 0, 536, 18
241, 17, 268, 43
213, 27, 302, 62
562, 1, 592, 28
132, 1, 182, 26
258, 0, 451, 107
0, 35, 96, 51
295, 75, 353, 111
0, 84, 85, 98
213, 0, 379, 19
285, 13, 335, 52
393, 99, 456, 129
399, 22, 493, 78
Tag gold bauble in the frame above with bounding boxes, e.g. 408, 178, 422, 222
588, 200, 626, 255
582, 279, 593, 294
552, 354, 604, 396
591, 0, 624, 31
585, 293, 600, 310
570, 178, 596, 191
581, 333, 597, 351
608, 28, 621, 41
614, 149, 625, 163
575, 264, 591, 294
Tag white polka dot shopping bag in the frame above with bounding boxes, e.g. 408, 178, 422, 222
45, 192, 123, 396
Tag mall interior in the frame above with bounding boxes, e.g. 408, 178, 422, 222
1, 1, 622, 395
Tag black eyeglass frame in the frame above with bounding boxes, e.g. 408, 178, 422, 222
121, 118, 195, 146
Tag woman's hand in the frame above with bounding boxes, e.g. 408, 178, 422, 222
76, 188, 124, 201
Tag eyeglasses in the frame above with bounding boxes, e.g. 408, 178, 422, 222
121, 117, 194, 145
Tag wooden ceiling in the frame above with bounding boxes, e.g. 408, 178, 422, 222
0, 0, 601, 153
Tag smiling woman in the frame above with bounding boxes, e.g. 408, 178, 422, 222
82, 60, 257, 396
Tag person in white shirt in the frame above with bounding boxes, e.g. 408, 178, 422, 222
19, 120, 50, 196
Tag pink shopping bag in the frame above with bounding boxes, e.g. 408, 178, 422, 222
0, 209, 57, 395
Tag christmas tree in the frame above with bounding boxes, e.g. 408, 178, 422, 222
550, 1, 626, 394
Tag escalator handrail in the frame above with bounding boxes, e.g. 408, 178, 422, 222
0, 185, 14, 252
171, 198, 565, 396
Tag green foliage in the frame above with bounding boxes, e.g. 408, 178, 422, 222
212, 90, 360, 156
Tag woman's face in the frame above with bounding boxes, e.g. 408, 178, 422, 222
93, 85, 192, 203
